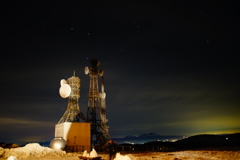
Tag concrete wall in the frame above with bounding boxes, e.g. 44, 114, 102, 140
55, 122, 90, 152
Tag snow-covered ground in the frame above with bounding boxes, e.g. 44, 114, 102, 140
1, 143, 240, 160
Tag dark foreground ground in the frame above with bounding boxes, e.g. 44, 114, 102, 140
1, 144, 240, 160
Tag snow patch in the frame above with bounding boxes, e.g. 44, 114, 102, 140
81, 149, 99, 158
90, 149, 98, 157
7, 156, 17, 160
83, 150, 88, 157
1, 143, 66, 158
114, 153, 131, 160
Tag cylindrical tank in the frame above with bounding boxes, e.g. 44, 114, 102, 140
50, 137, 66, 150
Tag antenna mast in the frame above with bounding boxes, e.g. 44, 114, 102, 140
58, 73, 87, 123
84, 58, 111, 150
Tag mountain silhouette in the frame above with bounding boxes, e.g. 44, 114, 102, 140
112, 133, 183, 144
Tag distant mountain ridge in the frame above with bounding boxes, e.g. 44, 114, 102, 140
113, 133, 240, 150
112, 133, 183, 144
11, 132, 240, 149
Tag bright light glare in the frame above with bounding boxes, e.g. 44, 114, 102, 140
55, 143, 61, 150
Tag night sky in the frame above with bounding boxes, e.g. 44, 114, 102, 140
0, 1, 239, 144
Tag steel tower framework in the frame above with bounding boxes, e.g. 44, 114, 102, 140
85, 59, 110, 150
58, 74, 87, 123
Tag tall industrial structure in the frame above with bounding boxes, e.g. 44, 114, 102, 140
58, 72, 87, 123
51, 73, 90, 152
85, 59, 111, 150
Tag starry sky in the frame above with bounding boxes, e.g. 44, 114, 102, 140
0, 1, 239, 144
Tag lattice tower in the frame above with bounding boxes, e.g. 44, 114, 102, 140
85, 59, 111, 150
58, 74, 87, 123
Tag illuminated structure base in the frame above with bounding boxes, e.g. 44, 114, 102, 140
54, 122, 91, 152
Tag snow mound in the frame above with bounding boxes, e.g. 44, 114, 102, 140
81, 149, 98, 158
7, 156, 17, 160
2, 143, 66, 158
114, 153, 131, 160
90, 149, 98, 157
83, 150, 88, 157
0, 147, 4, 156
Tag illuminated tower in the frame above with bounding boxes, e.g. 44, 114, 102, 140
58, 72, 87, 123
84, 59, 111, 150
51, 72, 90, 152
